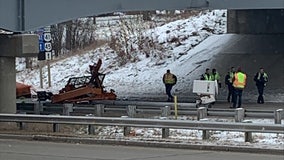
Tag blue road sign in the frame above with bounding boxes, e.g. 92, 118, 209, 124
39, 42, 45, 52
39, 34, 44, 42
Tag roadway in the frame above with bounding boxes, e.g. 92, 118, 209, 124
0, 139, 283, 160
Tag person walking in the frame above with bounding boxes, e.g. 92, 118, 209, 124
225, 67, 235, 103
231, 67, 247, 108
254, 67, 268, 104
163, 69, 177, 102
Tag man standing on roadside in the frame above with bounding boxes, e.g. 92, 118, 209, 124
254, 67, 268, 104
231, 67, 247, 108
200, 68, 211, 80
225, 67, 235, 103
163, 69, 177, 102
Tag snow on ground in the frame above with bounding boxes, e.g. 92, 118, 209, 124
16, 10, 283, 149
80, 118, 283, 149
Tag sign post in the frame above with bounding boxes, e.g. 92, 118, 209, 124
37, 26, 53, 88
44, 26, 52, 87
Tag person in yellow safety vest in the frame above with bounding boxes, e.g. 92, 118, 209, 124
211, 68, 221, 88
225, 67, 235, 103
163, 69, 177, 102
200, 68, 211, 80
254, 67, 268, 104
231, 67, 247, 108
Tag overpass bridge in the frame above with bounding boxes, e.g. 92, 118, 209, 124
1, 0, 284, 113
1, 0, 284, 32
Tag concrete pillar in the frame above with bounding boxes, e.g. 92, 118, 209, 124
0, 34, 38, 114
0, 57, 16, 113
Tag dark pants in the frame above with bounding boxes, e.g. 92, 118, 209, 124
165, 84, 174, 101
257, 86, 265, 103
227, 83, 234, 103
232, 88, 243, 108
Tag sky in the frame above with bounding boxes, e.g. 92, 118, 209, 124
15, 10, 283, 149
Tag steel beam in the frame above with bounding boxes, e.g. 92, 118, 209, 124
1, 0, 284, 32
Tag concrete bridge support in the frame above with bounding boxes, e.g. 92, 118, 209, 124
0, 34, 38, 113
0, 57, 16, 113
228, 9, 284, 34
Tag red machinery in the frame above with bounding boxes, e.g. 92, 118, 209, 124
16, 82, 32, 98
51, 59, 116, 103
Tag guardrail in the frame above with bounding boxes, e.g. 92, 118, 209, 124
16, 102, 284, 122
0, 114, 283, 143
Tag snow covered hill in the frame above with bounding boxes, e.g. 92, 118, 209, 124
16, 10, 227, 101
16, 9, 284, 102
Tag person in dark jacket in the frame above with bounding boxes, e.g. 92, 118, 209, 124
163, 69, 177, 102
211, 68, 221, 88
254, 68, 268, 104
200, 68, 211, 80
225, 67, 235, 103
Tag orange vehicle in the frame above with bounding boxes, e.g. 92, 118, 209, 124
16, 82, 32, 98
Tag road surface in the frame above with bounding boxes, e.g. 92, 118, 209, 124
0, 139, 283, 160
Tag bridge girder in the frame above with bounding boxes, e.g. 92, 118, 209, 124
1, 0, 284, 32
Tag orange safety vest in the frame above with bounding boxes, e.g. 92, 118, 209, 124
233, 72, 247, 89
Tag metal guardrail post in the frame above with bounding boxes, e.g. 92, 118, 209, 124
161, 106, 171, 138
17, 112, 26, 130
18, 122, 25, 130
161, 106, 171, 118
121, 116, 131, 136
123, 105, 137, 136
33, 102, 43, 114
242, 120, 253, 142
88, 125, 96, 135
197, 107, 207, 121
127, 105, 137, 118
198, 106, 209, 140
274, 109, 283, 124
63, 103, 73, 116
53, 123, 59, 132
235, 108, 245, 122
95, 104, 105, 117
200, 118, 210, 140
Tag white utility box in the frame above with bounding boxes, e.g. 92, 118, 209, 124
192, 80, 218, 95
193, 80, 218, 107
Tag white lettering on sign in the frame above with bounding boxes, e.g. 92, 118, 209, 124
44, 42, 52, 52
44, 33, 52, 42
45, 52, 52, 60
